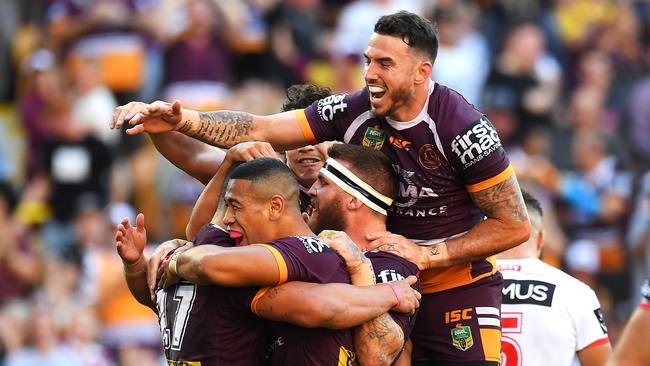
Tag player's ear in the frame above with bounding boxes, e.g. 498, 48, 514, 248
268, 195, 285, 221
414, 59, 432, 85
347, 197, 364, 211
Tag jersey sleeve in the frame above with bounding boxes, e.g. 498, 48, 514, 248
298, 89, 371, 143
367, 252, 421, 338
573, 286, 609, 351
436, 90, 513, 192
253, 236, 346, 285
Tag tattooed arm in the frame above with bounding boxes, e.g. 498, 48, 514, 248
371, 175, 530, 269
433, 175, 530, 267
355, 312, 405, 366
254, 276, 420, 329
111, 100, 309, 150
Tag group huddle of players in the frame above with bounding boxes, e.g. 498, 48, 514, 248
108, 9, 650, 366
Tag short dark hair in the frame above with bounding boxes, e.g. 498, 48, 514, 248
230, 158, 299, 202
374, 10, 439, 63
521, 189, 543, 218
328, 144, 398, 200
282, 84, 332, 112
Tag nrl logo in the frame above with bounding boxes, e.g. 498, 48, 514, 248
451, 324, 474, 351
362, 125, 385, 150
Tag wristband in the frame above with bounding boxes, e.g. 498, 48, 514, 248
386, 282, 401, 309
168, 251, 182, 275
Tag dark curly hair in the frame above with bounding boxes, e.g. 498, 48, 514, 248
374, 10, 439, 63
282, 84, 332, 112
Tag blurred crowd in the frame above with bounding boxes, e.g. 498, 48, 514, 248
0, 0, 650, 364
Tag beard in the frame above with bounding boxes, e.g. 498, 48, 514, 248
371, 82, 413, 118
308, 199, 347, 234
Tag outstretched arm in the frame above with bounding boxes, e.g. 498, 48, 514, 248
371, 175, 530, 269
162, 244, 281, 287
149, 131, 225, 185
115, 213, 156, 311
254, 276, 420, 329
111, 100, 309, 150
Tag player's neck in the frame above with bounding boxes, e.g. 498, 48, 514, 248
345, 219, 386, 252
388, 80, 430, 122
275, 213, 315, 239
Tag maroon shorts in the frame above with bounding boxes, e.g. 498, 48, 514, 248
411, 272, 503, 365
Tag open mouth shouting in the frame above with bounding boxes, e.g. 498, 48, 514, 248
369, 85, 387, 103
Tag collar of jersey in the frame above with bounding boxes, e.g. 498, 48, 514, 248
385, 81, 435, 130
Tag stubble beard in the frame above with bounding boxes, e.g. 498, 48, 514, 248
309, 200, 347, 234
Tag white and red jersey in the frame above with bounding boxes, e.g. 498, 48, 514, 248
497, 258, 609, 366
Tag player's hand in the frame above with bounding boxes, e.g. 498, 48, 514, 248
157, 241, 194, 289
387, 275, 421, 315
147, 238, 185, 301
369, 231, 428, 270
225, 141, 278, 163
318, 230, 367, 272
115, 213, 147, 265
111, 100, 184, 135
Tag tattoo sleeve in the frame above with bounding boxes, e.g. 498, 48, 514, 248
470, 175, 528, 222
355, 313, 404, 366
191, 111, 255, 148
434, 175, 530, 267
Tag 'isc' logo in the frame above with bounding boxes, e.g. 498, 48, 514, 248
445, 308, 473, 324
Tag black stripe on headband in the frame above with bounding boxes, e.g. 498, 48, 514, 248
324, 162, 391, 212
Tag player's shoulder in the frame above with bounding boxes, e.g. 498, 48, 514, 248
193, 224, 233, 247
365, 250, 419, 275
309, 88, 370, 123
531, 260, 599, 305
429, 83, 484, 127
268, 235, 333, 255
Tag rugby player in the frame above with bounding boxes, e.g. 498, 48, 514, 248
497, 190, 610, 366
111, 11, 530, 364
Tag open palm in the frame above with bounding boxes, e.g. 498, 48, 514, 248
115, 213, 147, 264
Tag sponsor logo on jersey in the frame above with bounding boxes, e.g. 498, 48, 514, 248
418, 144, 441, 170
502, 279, 556, 307
338, 346, 359, 366
316, 93, 349, 122
594, 308, 608, 334
376, 269, 405, 283
451, 324, 474, 351
450, 117, 502, 170
389, 136, 412, 151
445, 308, 473, 324
294, 236, 331, 254
362, 125, 385, 150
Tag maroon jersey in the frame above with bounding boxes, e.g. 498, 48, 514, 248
297, 83, 512, 293
250, 236, 358, 366
157, 224, 267, 366
366, 251, 420, 340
